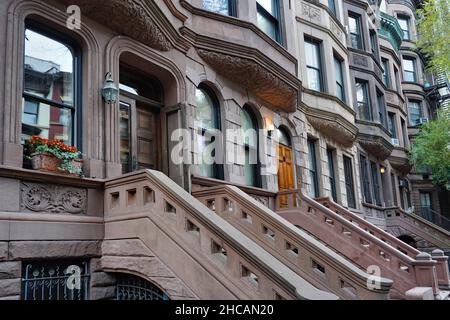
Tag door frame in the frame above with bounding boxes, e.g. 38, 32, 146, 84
119, 90, 162, 173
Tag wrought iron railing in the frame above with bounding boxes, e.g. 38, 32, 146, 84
418, 207, 450, 232
116, 273, 169, 300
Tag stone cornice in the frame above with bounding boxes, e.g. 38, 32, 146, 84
196, 48, 299, 112
55, 0, 191, 52
302, 106, 358, 148
161, 0, 189, 22
357, 133, 394, 160
389, 155, 412, 174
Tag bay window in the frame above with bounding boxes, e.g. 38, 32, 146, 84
305, 38, 323, 92
402, 57, 416, 82
256, 0, 281, 42
348, 13, 363, 49
202, 0, 236, 16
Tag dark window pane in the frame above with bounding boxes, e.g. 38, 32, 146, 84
343, 156, 356, 208
360, 155, 372, 204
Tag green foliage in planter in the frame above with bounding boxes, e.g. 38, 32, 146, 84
25, 135, 83, 175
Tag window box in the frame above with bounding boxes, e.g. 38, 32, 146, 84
31, 153, 83, 177
25, 135, 83, 176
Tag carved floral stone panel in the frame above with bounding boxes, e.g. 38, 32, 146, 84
352, 54, 369, 67
20, 182, 87, 214
301, 2, 322, 23
56, 0, 171, 51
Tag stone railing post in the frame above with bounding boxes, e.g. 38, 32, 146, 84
431, 249, 450, 290
414, 252, 439, 296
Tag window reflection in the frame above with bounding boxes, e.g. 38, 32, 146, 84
22, 27, 76, 145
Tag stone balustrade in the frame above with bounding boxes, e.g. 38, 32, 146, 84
104, 170, 337, 300
276, 191, 445, 298
193, 185, 393, 300
385, 207, 450, 250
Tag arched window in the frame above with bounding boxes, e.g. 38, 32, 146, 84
22, 21, 80, 147
195, 85, 222, 179
241, 106, 260, 187
276, 127, 291, 147
115, 273, 169, 300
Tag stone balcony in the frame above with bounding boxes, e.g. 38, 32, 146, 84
179, 0, 301, 112
302, 90, 358, 148
356, 120, 394, 160
389, 146, 412, 174
379, 12, 403, 53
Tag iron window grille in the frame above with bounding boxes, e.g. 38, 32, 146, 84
116, 273, 169, 300
21, 259, 90, 300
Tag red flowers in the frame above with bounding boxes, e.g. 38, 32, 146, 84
29, 135, 78, 153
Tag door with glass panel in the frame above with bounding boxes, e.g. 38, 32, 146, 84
119, 95, 159, 174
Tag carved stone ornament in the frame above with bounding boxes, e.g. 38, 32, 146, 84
301, 2, 321, 23
352, 54, 369, 67
330, 21, 343, 41
197, 50, 297, 111
21, 182, 87, 214
358, 137, 393, 160
306, 114, 357, 148
56, 0, 171, 51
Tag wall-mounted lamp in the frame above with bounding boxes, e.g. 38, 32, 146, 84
380, 166, 386, 174
265, 117, 275, 136
101, 72, 119, 104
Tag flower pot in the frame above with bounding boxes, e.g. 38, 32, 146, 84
31, 153, 83, 176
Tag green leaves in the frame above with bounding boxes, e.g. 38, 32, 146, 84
410, 110, 450, 187
416, 0, 450, 73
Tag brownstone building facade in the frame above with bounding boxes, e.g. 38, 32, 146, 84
0, 0, 448, 300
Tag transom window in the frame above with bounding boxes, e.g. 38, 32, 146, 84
348, 13, 363, 50
256, 0, 281, 42
22, 24, 80, 146
397, 15, 410, 40
402, 57, 416, 82
202, 0, 236, 16
305, 38, 323, 92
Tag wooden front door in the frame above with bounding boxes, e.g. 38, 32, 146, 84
119, 95, 159, 173
278, 144, 295, 208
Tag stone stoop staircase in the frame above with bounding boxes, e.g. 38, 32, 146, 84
279, 191, 450, 299
103, 170, 338, 300
193, 185, 450, 300
383, 207, 450, 253
193, 185, 393, 300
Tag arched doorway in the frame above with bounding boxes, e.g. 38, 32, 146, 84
115, 273, 169, 300
397, 235, 417, 248
277, 127, 295, 208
